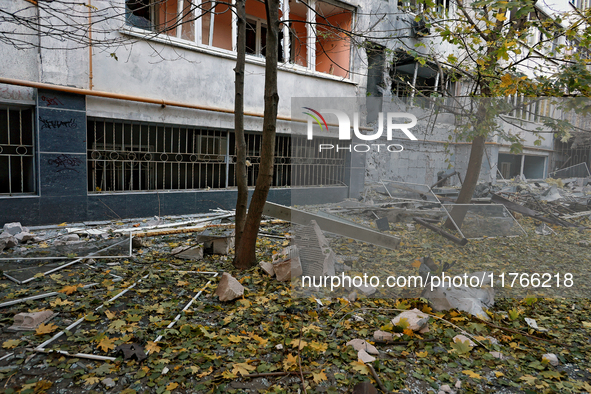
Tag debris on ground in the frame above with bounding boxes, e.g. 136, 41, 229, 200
215, 272, 244, 301
0, 202, 589, 393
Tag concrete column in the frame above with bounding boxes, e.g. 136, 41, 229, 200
281, 0, 290, 62
307, 0, 316, 71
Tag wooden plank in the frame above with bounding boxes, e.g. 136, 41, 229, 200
263, 202, 401, 250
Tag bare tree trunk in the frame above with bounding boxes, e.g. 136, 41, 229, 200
445, 134, 486, 230
233, 0, 248, 249
233, 0, 280, 269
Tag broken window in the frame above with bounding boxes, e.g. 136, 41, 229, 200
398, 0, 450, 13
126, 0, 195, 40
390, 51, 443, 105
315, 2, 352, 77
0, 106, 35, 195
288, 0, 309, 67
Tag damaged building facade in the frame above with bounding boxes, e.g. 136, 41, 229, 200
0, 0, 589, 225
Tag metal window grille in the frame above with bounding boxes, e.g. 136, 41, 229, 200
0, 106, 35, 195
290, 136, 346, 186
88, 119, 227, 192
88, 118, 346, 193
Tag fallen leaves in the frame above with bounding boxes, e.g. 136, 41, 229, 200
350, 360, 370, 375
232, 362, 256, 376
283, 354, 298, 371
145, 341, 161, 354
312, 371, 328, 383
58, 284, 82, 295
2, 339, 21, 349
50, 298, 73, 307
462, 370, 482, 379
97, 336, 115, 353
35, 323, 58, 336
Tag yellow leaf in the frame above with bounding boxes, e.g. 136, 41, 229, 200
166, 382, 179, 391
146, 341, 161, 354
496, 12, 507, 21
59, 284, 82, 295
85, 376, 100, 386
582, 321, 591, 329
105, 310, 116, 320
252, 334, 268, 347
2, 339, 21, 349
58, 222, 67, 226
494, 371, 505, 378
232, 362, 256, 376
97, 337, 115, 353
520, 374, 537, 385
302, 324, 321, 334
416, 351, 428, 358
188, 366, 200, 374
403, 329, 414, 337
283, 354, 298, 371
308, 341, 328, 353
313, 371, 328, 383
177, 280, 189, 287
222, 370, 237, 379
228, 335, 243, 343
350, 360, 370, 375
34, 380, 53, 392
50, 298, 73, 307
463, 370, 482, 379
411, 259, 422, 268
197, 366, 213, 377
500, 73, 513, 88
291, 339, 308, 350
36, 323, 58, 335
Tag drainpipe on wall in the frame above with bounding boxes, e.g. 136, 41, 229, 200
88, 0, 94, 90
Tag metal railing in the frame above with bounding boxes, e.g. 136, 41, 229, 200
88, 118, 346, 193
0, 106, 35, 195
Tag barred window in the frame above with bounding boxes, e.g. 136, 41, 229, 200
0, 106, 35, 195
87, 118, 346, 193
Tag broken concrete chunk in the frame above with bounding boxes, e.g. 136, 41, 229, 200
14, 232, 35, 244
101, 378, 116, 389
453, 334, 475, 347
391, 308, 429, 331
373, 330, 402, 341
422, 282, 494, 320
61, 234, 80, 242
542, 353, 559, 366
8, 310, 55, 331
3, 222, 23, 235
292, 221, 336, 277
202, 230, 235, 255
259, 261, 275, 277
215, 272, 244, 301
272, 245, 303, 282
346, 339, 379, 355
357, 349, 376, 363
489, 351, 505, 360
176, 246, 204, 261
439, 384, 453, 393
0, 232, 18, 251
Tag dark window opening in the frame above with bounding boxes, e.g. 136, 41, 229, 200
0, 107, 35, 195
